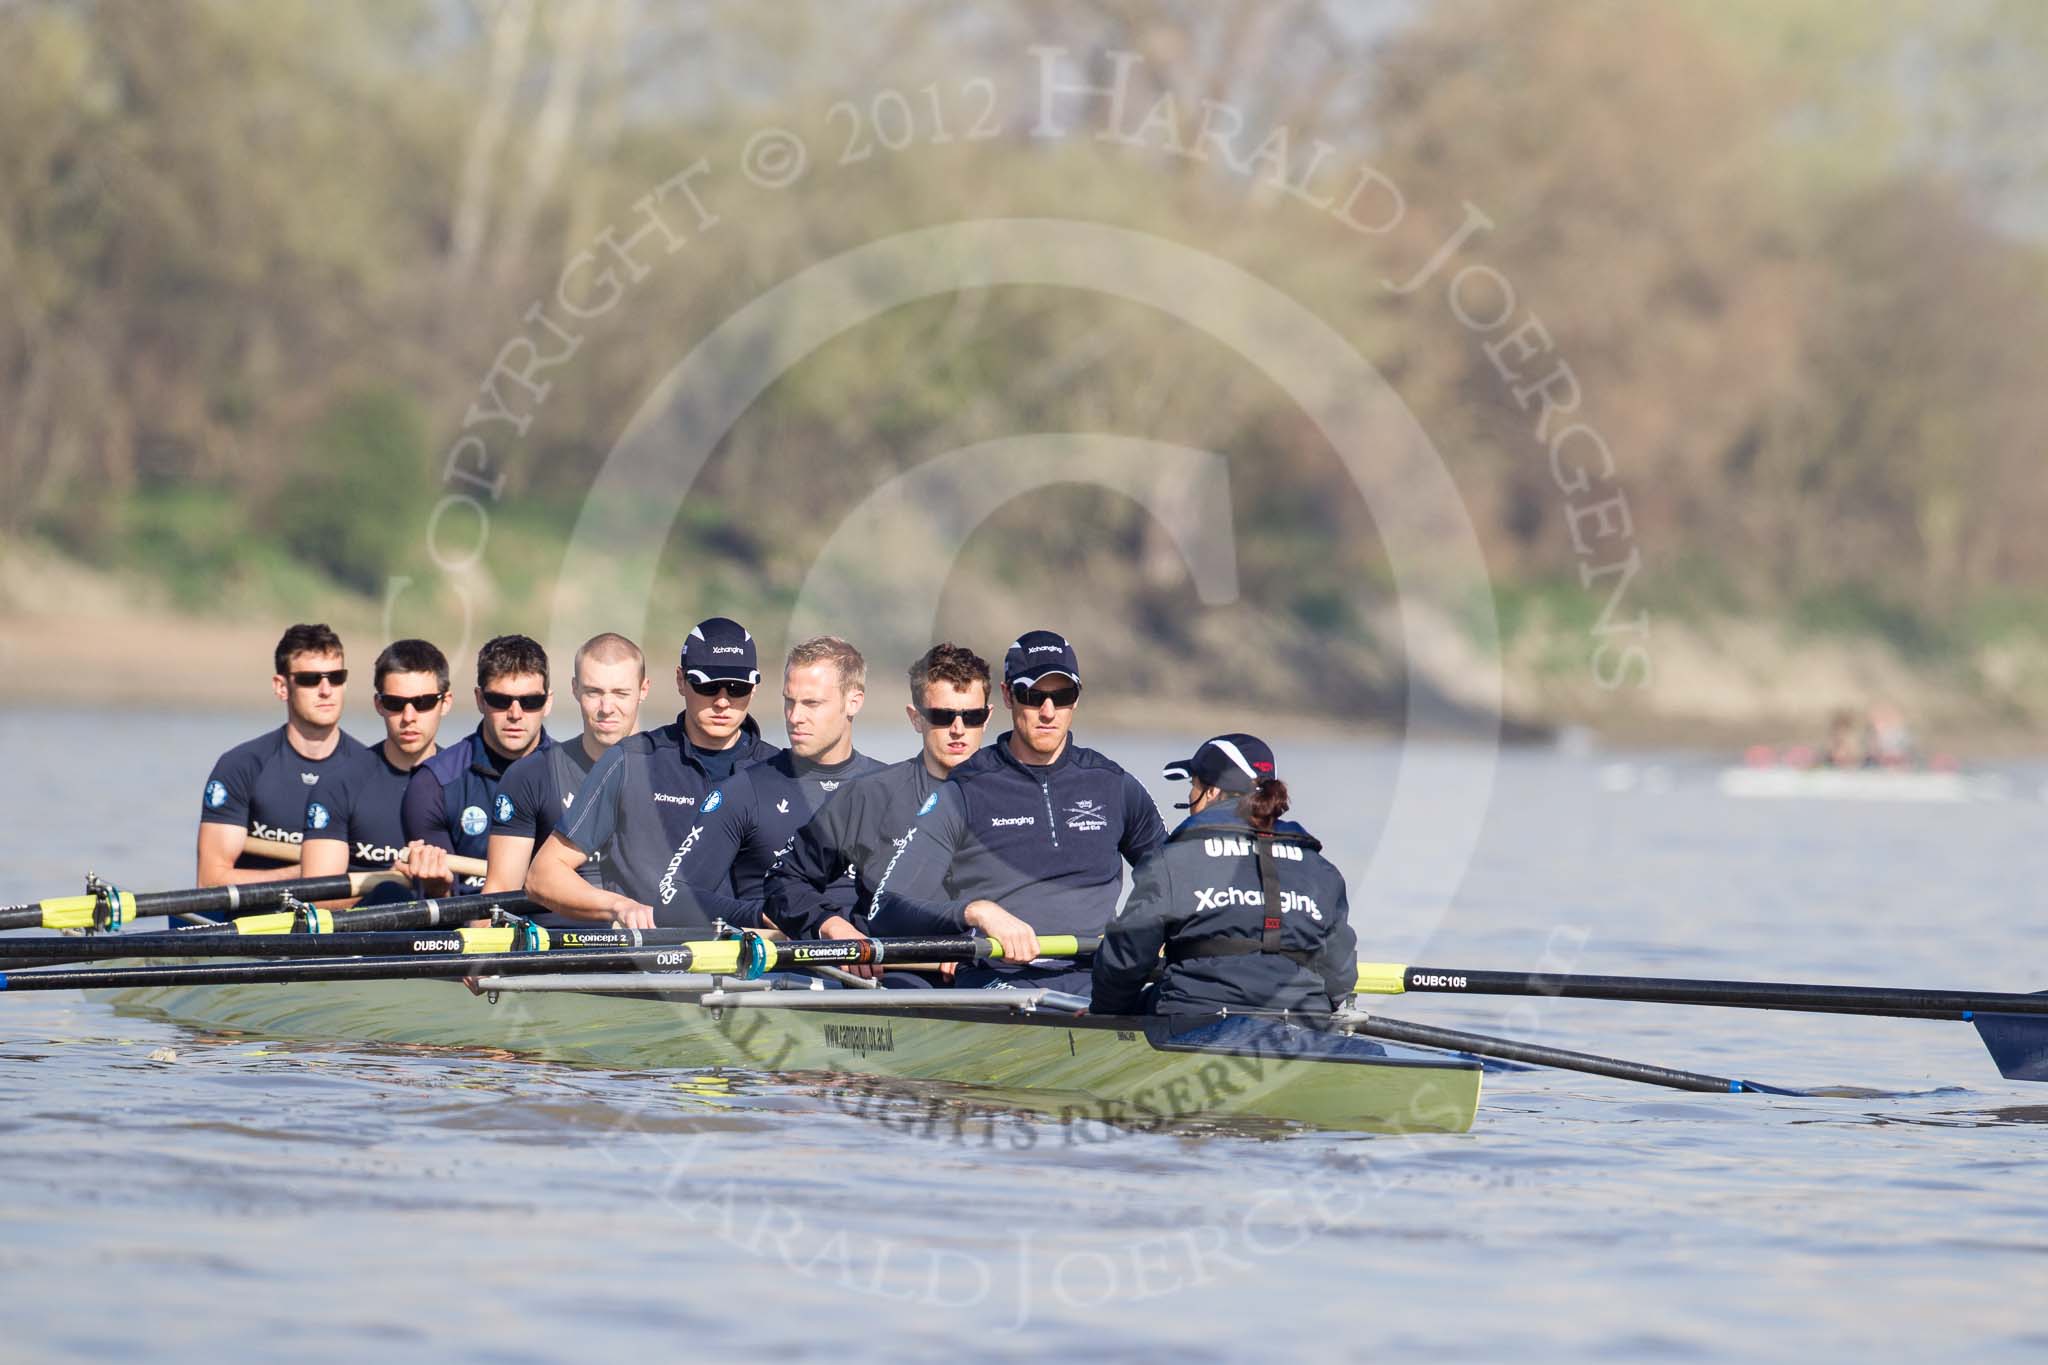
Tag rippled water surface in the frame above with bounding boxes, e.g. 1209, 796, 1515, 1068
4, 708, 2046, 1361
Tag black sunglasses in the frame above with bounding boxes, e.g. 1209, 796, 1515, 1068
688, 678, 755, 700
376, 691, 445, 715
1010, 682, 1080, 709
918, 705, 991, 727
289, 669, 349, 688
480, 689, 548, 712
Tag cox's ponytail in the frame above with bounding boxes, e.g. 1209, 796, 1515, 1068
1238, 777, 1290, 832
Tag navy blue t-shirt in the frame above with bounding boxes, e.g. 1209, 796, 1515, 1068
305, 742, 415, 871
495, 737, 607, 884
201, 725, 371, 870
668, 749, 886, 910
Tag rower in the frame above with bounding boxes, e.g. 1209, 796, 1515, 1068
1090, 734, 1358, 1017
196, 623, 372, 895
526, 616, 781, 929
301, 639, 452, 887
867, 630, 1164, 993
661, 636, 885, 923
483, 632, 651, 895
764, 642, 992, 972
400, 634, 553, 895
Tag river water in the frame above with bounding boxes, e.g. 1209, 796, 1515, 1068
2, 706, 2044, 1361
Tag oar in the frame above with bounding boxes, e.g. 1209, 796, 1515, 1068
1356, 962, 2048, 1083
0, 870, 407, 932
0, 892, 549, 968
242, 835, 488, 882
0, 933, 1093, 993
1340, 1012, 1812, 1095
0, 924, 694, 960
1354, 963, 2048, 1019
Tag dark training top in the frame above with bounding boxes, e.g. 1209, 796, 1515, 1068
764, 754, 948, 938
868, 734, 1165, 981
668, 748, 886, 920
201, 725, 372, 870
401, 724, 552, 893
554, 713, 781, 928
1090, 804, 1358, 1017
494, 736, 609, 884
304, 741, 416, 872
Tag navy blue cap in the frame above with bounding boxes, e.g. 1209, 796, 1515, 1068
1163, 733, 1275, 794
681, 617, 759, 685
1003, 630, 1080, 688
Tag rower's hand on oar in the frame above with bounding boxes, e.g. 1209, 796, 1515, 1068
402, 840, 455, 896
963, 900, 1038, 964
603, 895, 656, 931
818, 915, 880, 979
815, 916, 880, 982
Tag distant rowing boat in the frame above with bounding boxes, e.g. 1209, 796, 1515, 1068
100, 971, 1485, 1134
1714, 766, 2011, 803
1598, 761, 2015, 803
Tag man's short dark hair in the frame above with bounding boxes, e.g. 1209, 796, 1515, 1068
907, 642, 990, 703
374, 638, 450, 692
476, 634, 549, 690
274, 623, 344, 675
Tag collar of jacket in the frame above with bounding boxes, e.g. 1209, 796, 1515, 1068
1167, 803, 1320, 851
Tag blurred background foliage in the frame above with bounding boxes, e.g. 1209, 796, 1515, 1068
4, 0, 2047, 728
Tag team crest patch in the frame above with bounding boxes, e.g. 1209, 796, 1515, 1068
307, 802, 330, 831
704, 789, 723, 813
204, 780, 228, 810
918, 792, 939, 816
494, 793, 515, 824
1065, 799, 1109, 832
460, 804, 489, 837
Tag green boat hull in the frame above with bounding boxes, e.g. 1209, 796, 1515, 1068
101, 974, 1482, 1133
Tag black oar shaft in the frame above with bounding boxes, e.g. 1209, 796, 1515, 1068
0, 873, 386, 932
135, 876, 367, 920
0, 947, 698, 992
1351, 1015, 1773, 1094
1397, 967, 2048, 1019
0, 927, 686, 960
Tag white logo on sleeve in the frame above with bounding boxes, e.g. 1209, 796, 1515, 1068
204, 780, 228, 810
307, 802, 330, 831
658, 826, 707, 904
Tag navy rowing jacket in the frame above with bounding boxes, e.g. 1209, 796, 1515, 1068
553, 713, 780, 927
869, 734, 1164, 953
401, 724, 551, 892
1090, 804, 1357, 1016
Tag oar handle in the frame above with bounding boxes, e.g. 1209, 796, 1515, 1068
737, 933, 1097, 979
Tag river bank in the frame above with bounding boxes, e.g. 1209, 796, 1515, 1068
5, 540, 2044, 755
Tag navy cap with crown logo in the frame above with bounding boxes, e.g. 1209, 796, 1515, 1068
1003, 629, 1081, 688
681, 617, 760, 685
1163, 733, 1276, 794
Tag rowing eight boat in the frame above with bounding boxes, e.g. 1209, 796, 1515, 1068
100, 971, 1484, 1134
